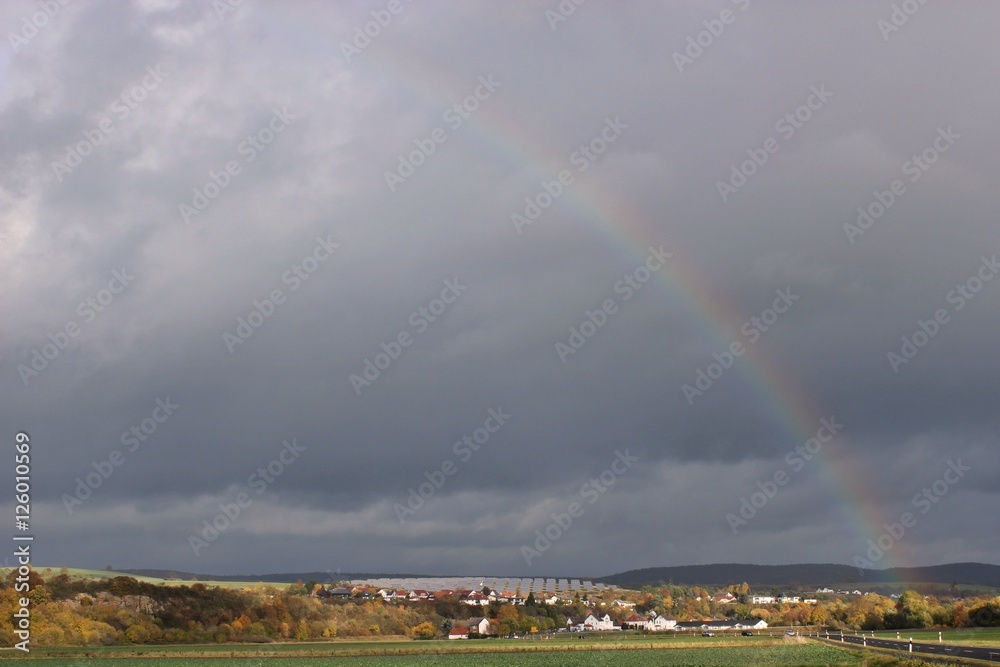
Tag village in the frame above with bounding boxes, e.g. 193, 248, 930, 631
325, 578, 886, 639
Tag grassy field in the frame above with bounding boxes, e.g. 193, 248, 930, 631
5, 640, 866, 666
7, 634, 784, 658
858, 627, 1000, 647
2, 567, 291, 590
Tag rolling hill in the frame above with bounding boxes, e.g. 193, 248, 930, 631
597, 562, 1000, 590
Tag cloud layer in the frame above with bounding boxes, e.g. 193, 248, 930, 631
2, 0, 998, 576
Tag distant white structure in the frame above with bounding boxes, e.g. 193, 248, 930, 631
568, 613, 621, 632
350, 576, 603, 594
622, 613, 675, 631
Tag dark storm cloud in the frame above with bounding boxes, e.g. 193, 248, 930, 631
1, 0, 998, 576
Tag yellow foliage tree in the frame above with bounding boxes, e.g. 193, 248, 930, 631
411, 621, 436, 639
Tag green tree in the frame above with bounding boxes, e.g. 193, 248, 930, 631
895, 590, 933, 629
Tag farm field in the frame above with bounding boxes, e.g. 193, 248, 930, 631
1, 567, 290, 590
4, 633, 788, 659
861, 627, 1000, 647
5, 641, 866, 666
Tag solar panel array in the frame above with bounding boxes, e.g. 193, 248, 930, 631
346, 576, 606, 593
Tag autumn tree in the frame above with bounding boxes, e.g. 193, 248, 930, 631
895, 591, 933, 629
411, 621, 436, 639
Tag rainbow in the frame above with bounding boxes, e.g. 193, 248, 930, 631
274, 11, 898, 575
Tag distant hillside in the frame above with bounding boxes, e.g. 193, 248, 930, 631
597, 562, 1000, 590
118, 569, 425, 583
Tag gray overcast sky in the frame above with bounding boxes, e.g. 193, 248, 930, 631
2, 0, 998, 577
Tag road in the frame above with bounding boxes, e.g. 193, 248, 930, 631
817, 632, 1000, 662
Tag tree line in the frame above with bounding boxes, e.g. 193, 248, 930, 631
1, 569, 997, 647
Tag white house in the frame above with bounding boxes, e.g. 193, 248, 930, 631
622, 612, 674, 631
568, 613, 620, 632
506, 592, 525, 606
677, 618, 762, 631
677, 620, 730, 631
461, 592, 489, 606
466, 617, 492, 635
648, 614, 676, 631
751, 595, 775, 604
622, 613, 646, 630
